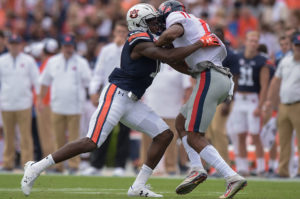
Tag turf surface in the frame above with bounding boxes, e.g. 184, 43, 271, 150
1, 174, 300, 199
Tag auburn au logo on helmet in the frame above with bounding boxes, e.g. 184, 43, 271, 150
130, 9, 139, 18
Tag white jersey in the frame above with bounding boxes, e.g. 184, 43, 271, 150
166, 11, 227, 69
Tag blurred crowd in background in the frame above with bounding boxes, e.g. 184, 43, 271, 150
0, 0, 299, 178
0, 0, 298, 58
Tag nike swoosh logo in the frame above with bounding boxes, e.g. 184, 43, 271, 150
189, 171, 199, 179
224, 185, 233, 197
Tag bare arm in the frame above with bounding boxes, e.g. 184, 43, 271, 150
38, 85, 49, 100
265, 76, 281, 108
262, 76, 281, 123
233, 74, 239, 93
90, 93, 100, 107
131, 41, 203, 75
166, 60, 191, 75
131, 31, 219, 75
253, 66, 270, 117
155, 24, 184, 47
258, 66, 270, 109
36, 85, 49, 111
132, 41, 203, 65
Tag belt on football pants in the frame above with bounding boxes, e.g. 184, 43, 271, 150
127, 91, 139, 101
196, 61, 234, 102
196, 61, 232, 78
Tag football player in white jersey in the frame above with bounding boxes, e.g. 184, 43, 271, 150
156, 1, 247, 198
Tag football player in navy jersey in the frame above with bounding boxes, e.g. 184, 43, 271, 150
228, 31, 270, 176
21, 3, 220, 198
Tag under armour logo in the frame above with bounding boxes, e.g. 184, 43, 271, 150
130, 9, 139, 18
24, 176, 29, 183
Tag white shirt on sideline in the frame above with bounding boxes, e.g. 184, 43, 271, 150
40, 53, 92, 115
275, 53, 300, 104
0, 52, 39, 111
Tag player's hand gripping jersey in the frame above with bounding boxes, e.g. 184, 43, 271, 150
166, 11, 227, 69
109, 30, 160, 99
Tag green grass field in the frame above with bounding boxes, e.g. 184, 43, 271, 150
1, 174, 300, 199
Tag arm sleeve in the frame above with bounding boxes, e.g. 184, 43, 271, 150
128, 31, 152, 51
89, 50, 107, 95
29, 58, 41, 94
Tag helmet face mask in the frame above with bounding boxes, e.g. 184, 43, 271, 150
156, 15, 166, 35
127, 3, 159, 33
145, 17, 160, 35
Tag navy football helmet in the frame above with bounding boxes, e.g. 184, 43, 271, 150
157, 0, 186, 33
158, 0, 186, 20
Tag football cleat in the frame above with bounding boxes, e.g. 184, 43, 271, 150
128, 185, 163, 197
21, 161, 40, 196
219, 174, 247, 199
175, 167, 208, 195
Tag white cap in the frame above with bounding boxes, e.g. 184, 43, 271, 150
30, 42, 45, 58
44, 38, 59, 54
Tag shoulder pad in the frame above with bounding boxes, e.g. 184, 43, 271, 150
169, 11, 188, 19
128, 31, 151, 44
166, 11, 189, 27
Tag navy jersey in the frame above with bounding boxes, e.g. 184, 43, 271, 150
223, 45, 239, 76
109, 31, 160, 99
236, 52, 267, 93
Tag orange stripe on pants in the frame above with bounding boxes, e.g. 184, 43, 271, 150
91, 84, 117, 143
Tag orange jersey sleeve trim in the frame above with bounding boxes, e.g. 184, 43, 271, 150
128, 32, 150, 42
